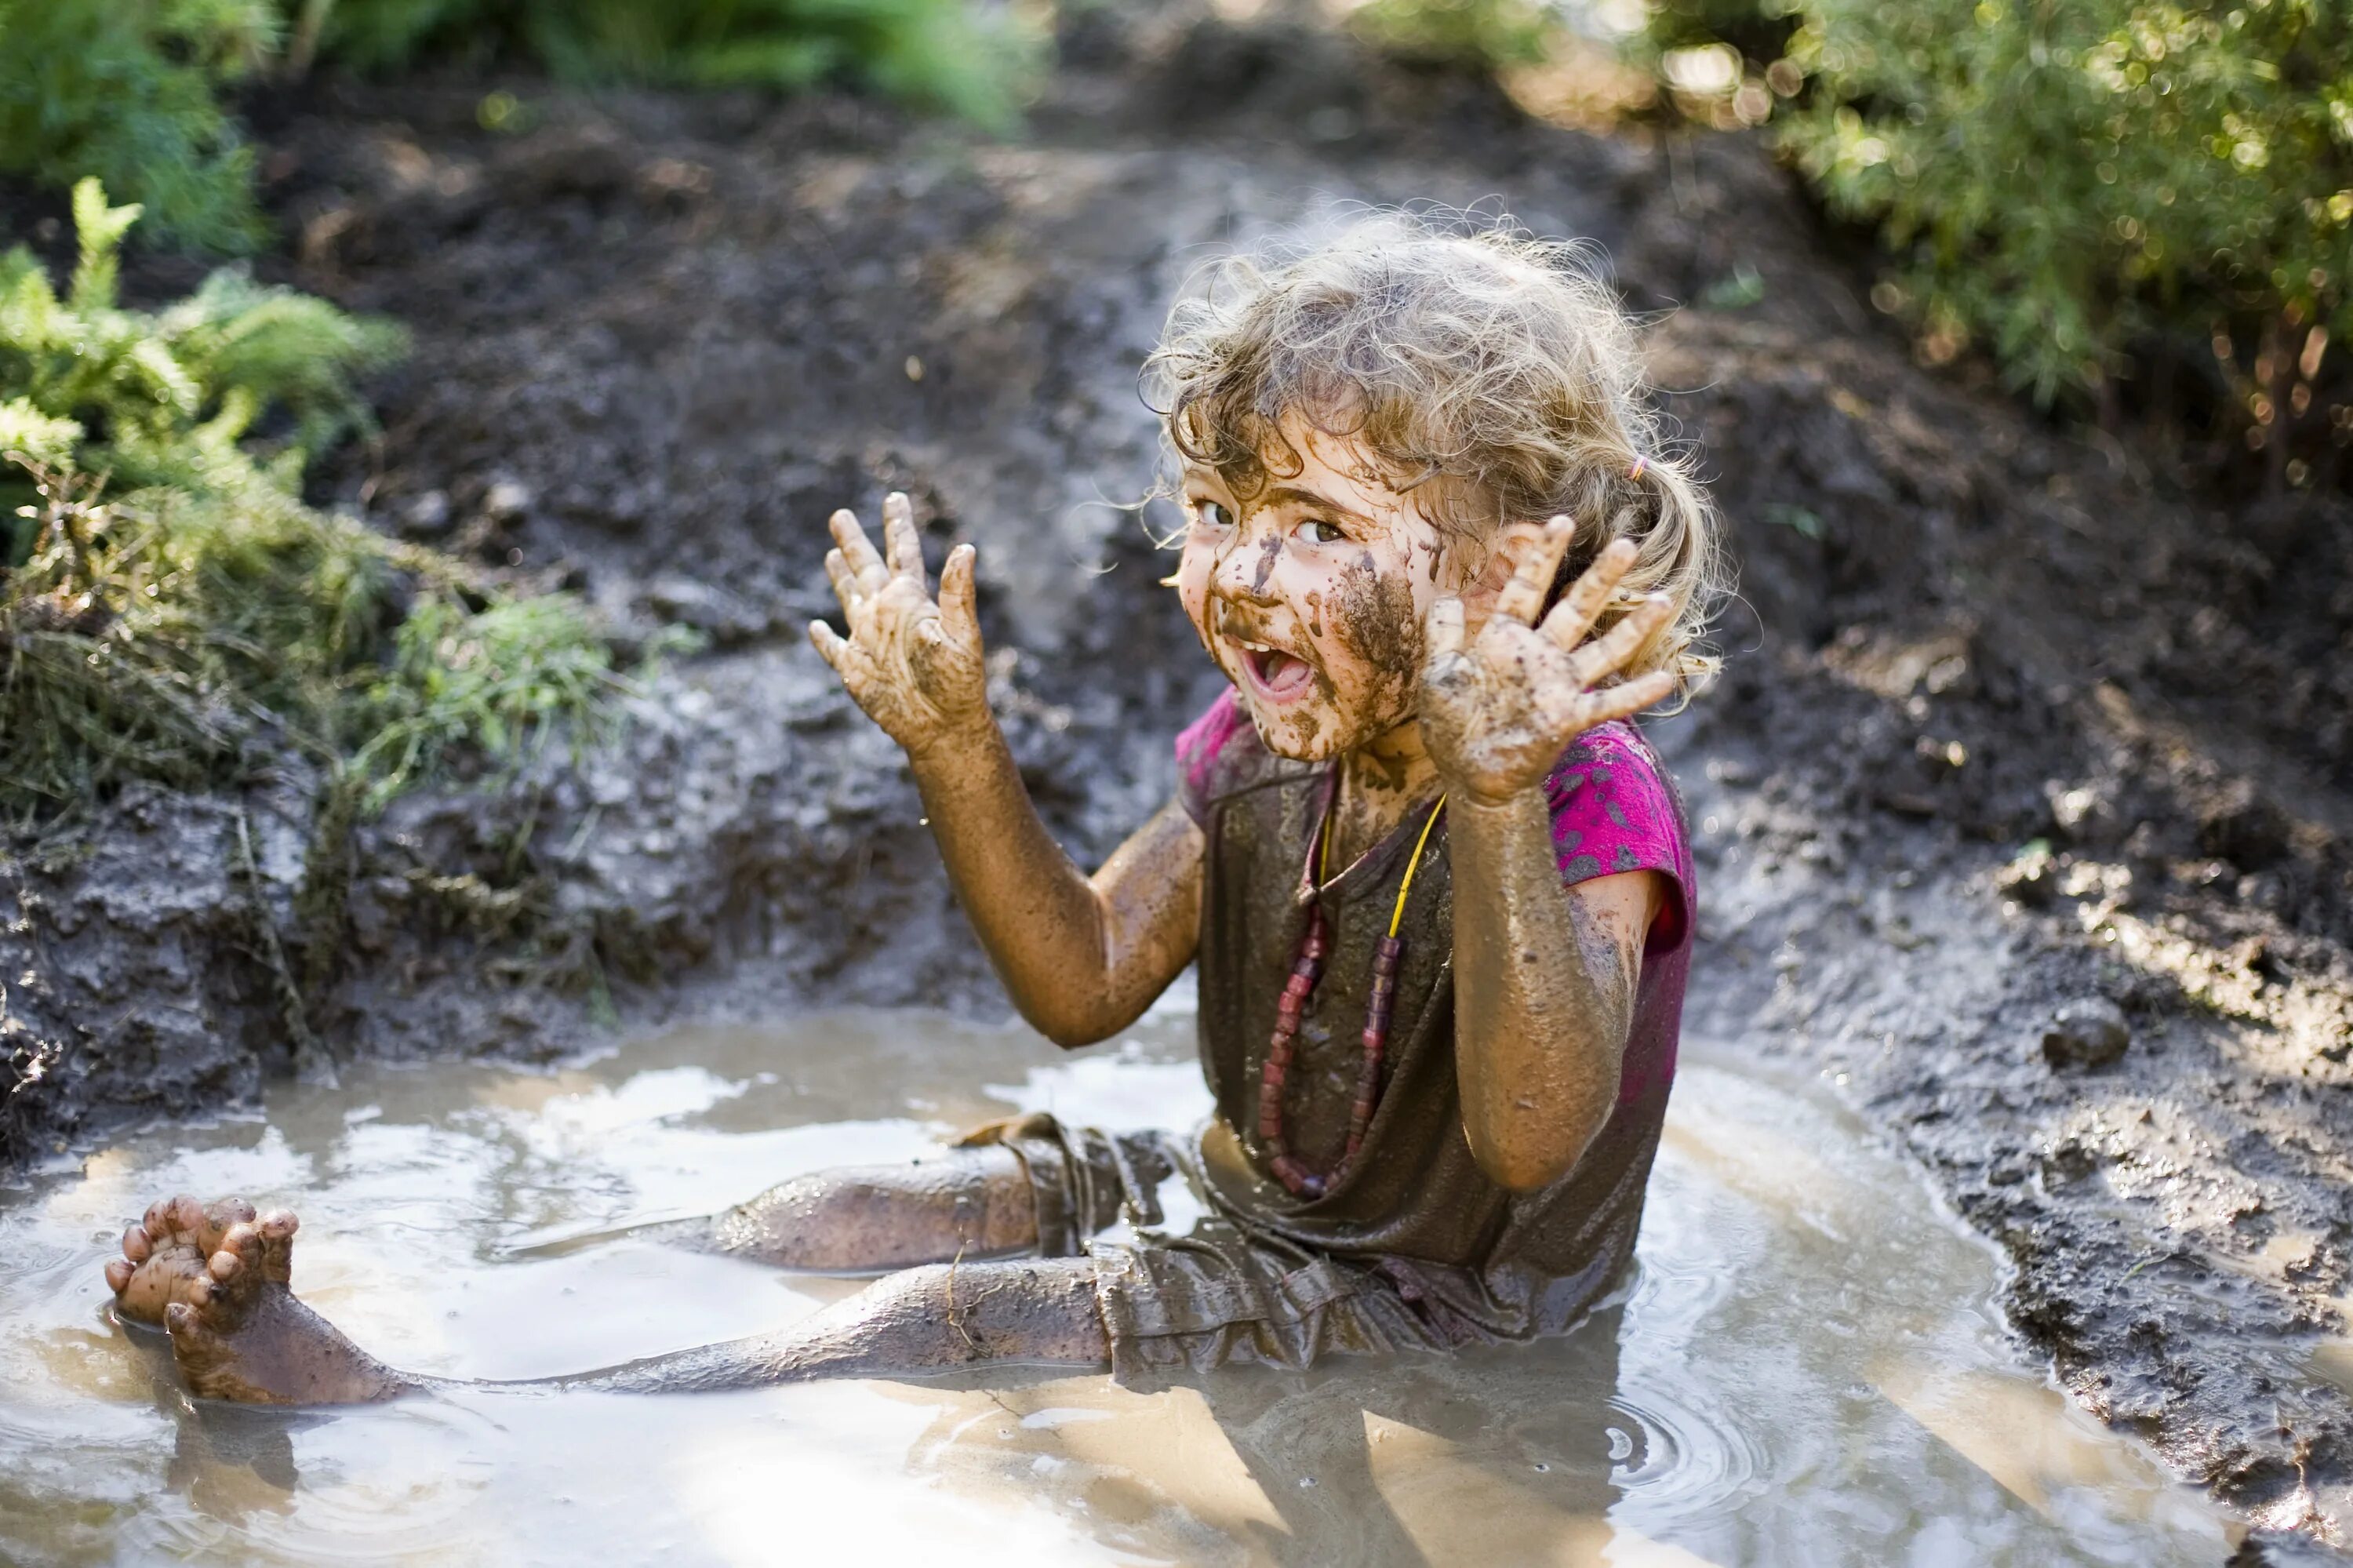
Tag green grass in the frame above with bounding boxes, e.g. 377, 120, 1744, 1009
1, 180, 627, 824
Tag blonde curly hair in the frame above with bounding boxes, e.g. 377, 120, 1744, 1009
1144, 212, 1726, 701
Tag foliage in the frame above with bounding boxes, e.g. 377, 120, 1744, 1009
1644, 0, 2353, 471
1347, 0, 1555, 68
0, 0, 1028, 253
316, 0, 1025, 126
0, 0, 278, 254
0, 182, 621, 820
1, 181, 406, 501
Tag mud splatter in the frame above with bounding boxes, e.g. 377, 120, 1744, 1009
1330, 549, 1424, 733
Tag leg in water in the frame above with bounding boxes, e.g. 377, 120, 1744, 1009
104, 1189, 1102, 1405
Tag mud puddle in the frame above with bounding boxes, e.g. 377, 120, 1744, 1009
0, 998, 2237, 1566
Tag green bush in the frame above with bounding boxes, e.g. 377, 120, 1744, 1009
0, 0, 278, 254
1346, 0, 1554, 68
0, 0, 1027, 253
316, 0, 1024, 124
1646, 0, 2352, 464
0, 181, 622, 820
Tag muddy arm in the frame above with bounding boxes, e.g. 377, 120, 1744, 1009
1418, 523, 1678, 1191
912, 738, 1203, 1048
1449, 799, 1658, 1190
809, 495, 1201, 1046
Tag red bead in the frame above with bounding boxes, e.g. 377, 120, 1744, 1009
1257, 828, 1440, 1198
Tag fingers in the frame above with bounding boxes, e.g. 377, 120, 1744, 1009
808, 618, 856, 677
1541, 533, 1639, 654
881, 492, 928, 591
1571, 669, 1678, 729
1566, 594, 1677, 689
828, 508, 888, 595
936, 543, 980, 647
1489, 516, 1576, 628
823, 547, 865, 620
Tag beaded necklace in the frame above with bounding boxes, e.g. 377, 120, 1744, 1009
1256, 780, 1449, 1199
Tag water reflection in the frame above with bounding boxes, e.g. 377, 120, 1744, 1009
0, 1007, 2236, 1566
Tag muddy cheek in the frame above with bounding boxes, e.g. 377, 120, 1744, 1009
1331, 558, 1426, 722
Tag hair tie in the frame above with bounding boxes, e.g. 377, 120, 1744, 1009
1627, 456, 1648, 482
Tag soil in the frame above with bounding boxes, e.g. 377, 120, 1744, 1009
4, 3, 2350, 1555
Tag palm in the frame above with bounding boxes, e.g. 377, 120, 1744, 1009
1420, 524, 1675, 805
809, 493, 988, 758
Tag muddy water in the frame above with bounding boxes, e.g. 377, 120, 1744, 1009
0, 997, 2235, 1567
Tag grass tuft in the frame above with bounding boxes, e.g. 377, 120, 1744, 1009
1, 180, 630, 827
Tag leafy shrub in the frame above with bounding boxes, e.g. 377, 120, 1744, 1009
0, 181, 621, 820
1646, 0, 2352, 479
0, 0, 278, 253
0, 0, 1028, 253
1346, 0, 1555, 68
317, 0, 1024, 126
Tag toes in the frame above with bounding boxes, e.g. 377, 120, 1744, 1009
163, 1301, 245, 1402
181, 1271, 243, 1330
104, 1258, 133, 1294
144, 1199, 175, 1240
197, 1198, 256, 1253
164, 1300, 220, 1360
209, 1223, 260, 1301
168, 1195, 206, 1241
256, 1210, 298, 1284
196, 1218, 282, 1320
122, 1224, 151, 1264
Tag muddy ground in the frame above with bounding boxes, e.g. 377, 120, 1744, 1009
4, 5, 2351, 1555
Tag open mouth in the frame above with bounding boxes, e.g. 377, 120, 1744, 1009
1236, 640, 1315, 704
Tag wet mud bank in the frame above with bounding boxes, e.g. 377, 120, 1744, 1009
4, 7, 2349, 1552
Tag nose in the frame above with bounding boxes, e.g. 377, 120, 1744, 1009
1210, 526, 1284, 606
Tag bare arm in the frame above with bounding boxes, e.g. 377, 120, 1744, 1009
1449, 797, 1662, 1189
809, 494, 1201, 1047
912, 736, 1202, 1046
1421, 524, 1678, 1191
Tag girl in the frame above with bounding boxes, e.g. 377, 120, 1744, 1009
100, 216, 1722, 1401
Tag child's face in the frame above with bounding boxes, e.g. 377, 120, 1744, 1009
1175, 420, 1467, 761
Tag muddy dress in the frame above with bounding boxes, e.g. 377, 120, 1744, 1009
977, 690, 1696, 1381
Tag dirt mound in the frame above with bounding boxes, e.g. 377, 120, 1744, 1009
4, 4, 2350, 1544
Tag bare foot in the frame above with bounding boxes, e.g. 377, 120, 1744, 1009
105, 1195, 257, 1326
111, 1196, 416, 1405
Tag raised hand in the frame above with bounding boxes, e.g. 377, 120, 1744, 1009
809, 492, 988, 761
1419, 518, 1678, 806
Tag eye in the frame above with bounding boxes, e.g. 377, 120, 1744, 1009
1301, 519, 1347, 544
1192, 498, 1235, 529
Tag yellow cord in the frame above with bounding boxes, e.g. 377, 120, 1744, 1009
1316, 782, 1449, 940
1389, 795, 1448, 939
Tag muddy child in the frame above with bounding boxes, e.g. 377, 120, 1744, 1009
102, 216, 1725, 1402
